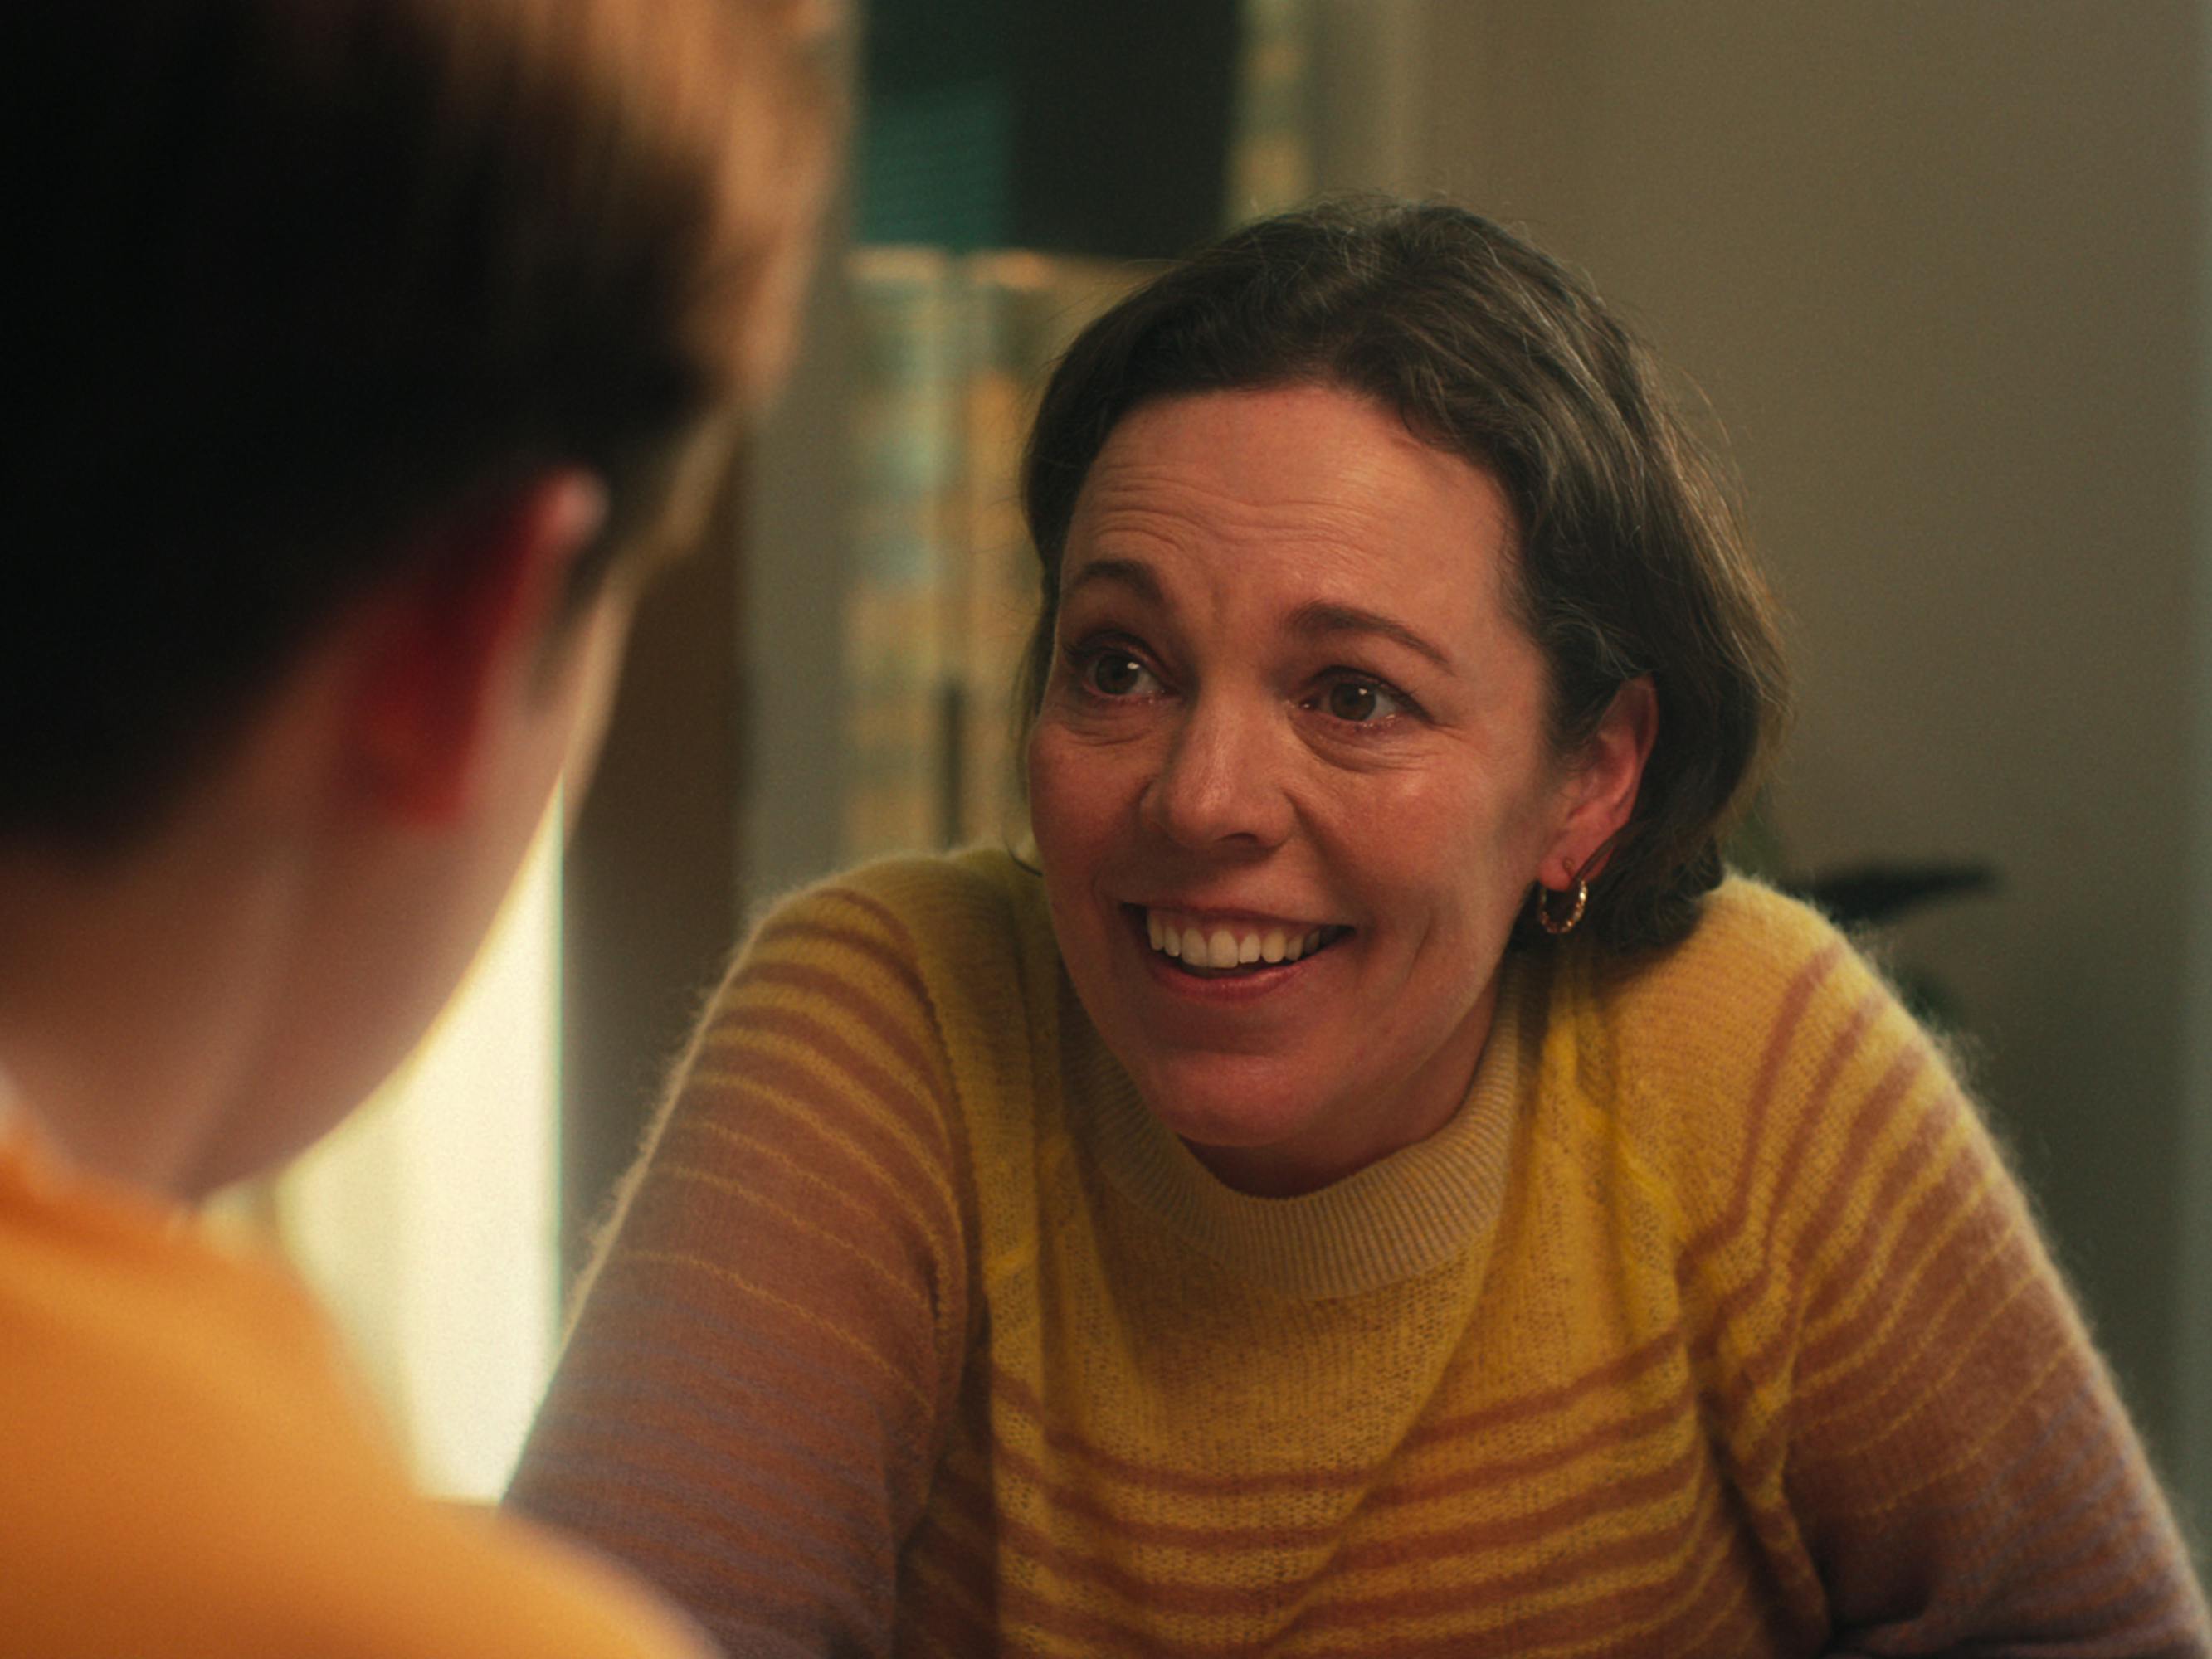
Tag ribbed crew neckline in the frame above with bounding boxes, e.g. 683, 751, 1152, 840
1068, 961, 1532, 1301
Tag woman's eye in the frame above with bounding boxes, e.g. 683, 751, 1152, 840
1318, 678, 1405, 723
1082, 650, 1157, 698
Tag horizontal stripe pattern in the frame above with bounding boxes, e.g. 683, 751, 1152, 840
511, 875, 972, 1656
509, 854, 2210, 1657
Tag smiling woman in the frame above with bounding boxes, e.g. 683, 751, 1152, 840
1027, 387, 1650, 1197
509, 203, 2211, 1656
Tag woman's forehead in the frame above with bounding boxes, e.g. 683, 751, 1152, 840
1079, 386, 1503, 521
1063, 386, 1520, 627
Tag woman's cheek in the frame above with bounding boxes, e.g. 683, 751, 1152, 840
1025, 726, 1089, 862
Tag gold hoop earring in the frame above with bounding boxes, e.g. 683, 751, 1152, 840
1534, 879, 1587, 937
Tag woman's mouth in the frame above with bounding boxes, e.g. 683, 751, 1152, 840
1138, 907, 1352, 976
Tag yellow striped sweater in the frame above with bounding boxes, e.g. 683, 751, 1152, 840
511, 849, 2210, 1656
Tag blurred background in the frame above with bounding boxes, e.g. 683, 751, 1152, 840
236, 0, 2210, 1565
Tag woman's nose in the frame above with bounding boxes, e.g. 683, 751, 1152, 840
1139, 693, 1294, 852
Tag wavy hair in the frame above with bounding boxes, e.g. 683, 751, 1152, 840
1018, 199, 1789, 953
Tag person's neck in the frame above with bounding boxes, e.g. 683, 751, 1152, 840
0, 810, 305, 1199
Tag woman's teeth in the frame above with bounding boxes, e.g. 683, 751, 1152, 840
1143, 911, 1337, 970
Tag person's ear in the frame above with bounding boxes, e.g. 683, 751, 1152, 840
1543, 674, 1659, 888
351, 470, 608, 825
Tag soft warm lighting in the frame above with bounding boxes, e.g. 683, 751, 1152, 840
272, 806, 563, 1500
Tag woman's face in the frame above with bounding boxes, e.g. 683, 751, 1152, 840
1028, 385, 1611, 1195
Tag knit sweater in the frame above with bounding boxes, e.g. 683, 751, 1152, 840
0, 1106, 709, 1658
511, 849, 2210, 1657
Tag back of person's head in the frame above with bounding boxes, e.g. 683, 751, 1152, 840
1020, 197, 1791, 953
6, 0, 831, 852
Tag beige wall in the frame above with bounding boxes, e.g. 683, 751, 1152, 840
1313, 0, 2210, 1525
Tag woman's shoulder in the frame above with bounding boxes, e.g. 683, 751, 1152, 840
1552, 873, 1949, 1219
669, 848, 1054, 1172
733, 846, 1057, 1033
748, 846, 1044, 960
1586, 873, 1881, 1060
1624, 872, 1851, 993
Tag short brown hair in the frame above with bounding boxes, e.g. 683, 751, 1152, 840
6, 0, 832, 847
1020, 200, 1789, 953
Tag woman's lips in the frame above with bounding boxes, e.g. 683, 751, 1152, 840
1136, 906, 1352, 972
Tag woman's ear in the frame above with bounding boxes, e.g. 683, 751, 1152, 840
1545, 674, 1659, 888
349, 470, 608, 825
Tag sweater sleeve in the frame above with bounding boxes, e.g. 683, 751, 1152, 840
507, 876, 974, 1657
1717, 921, 2211, 1654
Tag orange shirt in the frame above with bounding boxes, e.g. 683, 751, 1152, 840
0, 1107, 708, 1659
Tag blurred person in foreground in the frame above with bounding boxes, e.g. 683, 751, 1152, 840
0, 1, 829, 1652
512, 201, 2211, 1655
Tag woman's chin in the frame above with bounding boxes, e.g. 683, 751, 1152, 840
1137, 1067, 1335, 1168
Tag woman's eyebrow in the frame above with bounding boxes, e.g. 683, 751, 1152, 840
1289, 600, 1454, 670
1060, 557, 1163, 605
